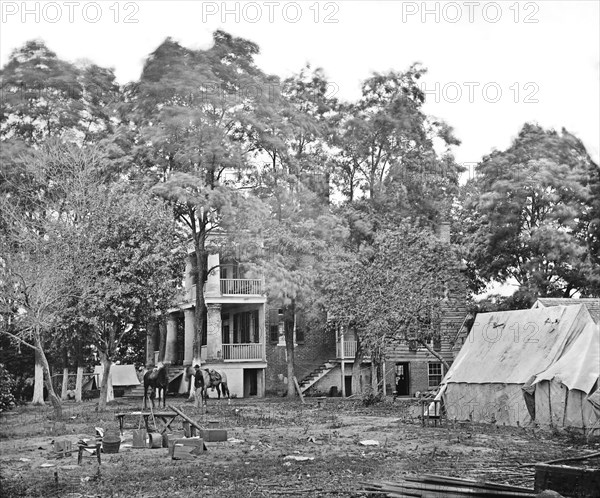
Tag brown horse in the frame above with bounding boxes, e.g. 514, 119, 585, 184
143, 364, 168, 409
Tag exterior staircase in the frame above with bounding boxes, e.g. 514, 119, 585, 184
298, 361, 336, 394
123, 365, 187, 400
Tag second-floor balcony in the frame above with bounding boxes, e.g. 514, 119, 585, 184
220, 278, 263, 296
337, 340, 358, 359
223, 343, 264, 361
185, 278, 264, 303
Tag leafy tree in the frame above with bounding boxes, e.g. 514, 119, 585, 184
0, 197, 76, 419
332, 65, 461, 220
0, 39, 119, 144
325, 222, 465, 392
0, 364, 17, 412
245, 66, 346, 396
75, 185, 184, 409
459, 124, 599, 297
128, 32, 274, 366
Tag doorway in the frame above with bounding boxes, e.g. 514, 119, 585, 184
344, 376, 352, 397
395, 362, 410, 396
243, 369, 258, 397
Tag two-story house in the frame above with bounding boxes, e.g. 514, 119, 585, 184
295, 223, 469, 398
154, 249, 268, 398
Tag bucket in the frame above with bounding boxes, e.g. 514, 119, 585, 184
133, 429, 147, 448
102, 440, 121, 454
147, 432, 162, 449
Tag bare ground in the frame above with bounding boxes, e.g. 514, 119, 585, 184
1, 396, 598, 497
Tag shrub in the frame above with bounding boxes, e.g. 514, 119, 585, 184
0, 364, 17, 412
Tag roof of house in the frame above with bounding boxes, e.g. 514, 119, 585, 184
442, 304, 597, 391
532, 298, 600, 323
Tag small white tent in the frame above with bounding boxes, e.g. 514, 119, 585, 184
93, 364, 140, 386
439, 305, 599, 434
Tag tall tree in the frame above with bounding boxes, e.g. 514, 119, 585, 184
129, 32, 273, 366
332, 65, 461, 217
458, 124, 598, 297
76, 185, 184, 409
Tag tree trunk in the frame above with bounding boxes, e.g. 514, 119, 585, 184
33, 332, 62, 419
193, 227, 207, 366
33, 349, 45, 405
418, 339, 450, 370
61, 367, 69, 401
285, 304, 296, 398
98, 351, 114, 409
75, 366, 84, 403
60, 348, 69, 401
147, 317, 158, 368
97, 323, 116, 409
370, 361, 377, 393
158, 317, 167, 363
352, 338, 363, 395
74, 338, 83, 402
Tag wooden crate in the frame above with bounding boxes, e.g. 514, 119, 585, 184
535, 464, 600, 498
169, 438, 207, 460
200, 429, 228, 442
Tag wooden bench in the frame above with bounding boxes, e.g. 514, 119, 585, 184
115, 411, 179, 435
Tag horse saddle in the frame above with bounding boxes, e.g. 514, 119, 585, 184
205, 369, 221, 385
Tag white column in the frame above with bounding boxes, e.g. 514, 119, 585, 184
205, 253, 221, 296
165, 315, 177, 365
185, 256, 194, 302
258, 305, 266, 361
184, 309, 194, 366
340, 325, 346, 397
206, 303, 222, 361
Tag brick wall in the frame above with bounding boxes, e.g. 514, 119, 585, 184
307, 363, 371, 397
265, 310, 335, 395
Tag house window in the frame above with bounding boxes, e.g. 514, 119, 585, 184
270, 325, 279, 343
296, 313, 305, 344
222, 313, 230, 344
428, 362, 443, 388
232, 310, 259, 344
269, 309, 280, 343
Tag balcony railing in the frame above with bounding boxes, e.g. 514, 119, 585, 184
222, 343, 264, 361
337, 341, 358, 359
220, 279, 263, 295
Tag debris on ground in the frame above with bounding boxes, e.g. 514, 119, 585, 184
362, 473, 537, 497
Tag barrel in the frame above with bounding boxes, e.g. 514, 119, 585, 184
147, 432, 162, 449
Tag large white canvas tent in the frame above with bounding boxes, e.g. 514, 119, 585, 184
438, 305, 600, 434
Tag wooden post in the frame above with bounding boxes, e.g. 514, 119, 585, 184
293, 376, 305, 404
340, 324, 346, 398
382, 361, 387, 396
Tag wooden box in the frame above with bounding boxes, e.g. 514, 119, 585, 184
51, 439, 72, 458
201, 429, 228, 442
535, 464, 600, 497
169, 438, 207, 460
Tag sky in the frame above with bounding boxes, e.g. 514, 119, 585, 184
1, 0, 599, 174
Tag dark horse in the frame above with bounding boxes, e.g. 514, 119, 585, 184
186, 365, 230, 405
143, 363, 168, 409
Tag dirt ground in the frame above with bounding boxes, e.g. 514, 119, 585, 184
1, 396, 598, 497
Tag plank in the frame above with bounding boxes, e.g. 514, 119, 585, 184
168, 404, 203, 430
520, 450, 600, 468
293, 376, 305, 404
